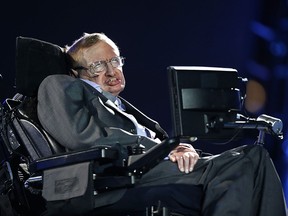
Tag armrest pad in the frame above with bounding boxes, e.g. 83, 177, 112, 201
29, 146, 119, 173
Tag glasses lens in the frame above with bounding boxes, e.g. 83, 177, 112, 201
90, 61, 106, 73
110, 56, 124, 68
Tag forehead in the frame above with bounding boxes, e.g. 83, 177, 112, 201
82, 41, 120, 63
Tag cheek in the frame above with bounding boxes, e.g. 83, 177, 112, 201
89, 76, 105, 87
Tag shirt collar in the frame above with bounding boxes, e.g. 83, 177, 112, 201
80, 78, 125, 110
81, 78, 102, 93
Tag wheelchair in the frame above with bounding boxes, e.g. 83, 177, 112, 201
0, 36, 284, 216
0, 36, 187, 216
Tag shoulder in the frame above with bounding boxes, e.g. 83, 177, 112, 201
39, 75, 86, 92
38, 75, 85, 102
38, 75, 101, 103
40, 74, 76, 86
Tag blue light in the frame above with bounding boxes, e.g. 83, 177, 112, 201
282, 139, 288, 157
282, 139, 288, 205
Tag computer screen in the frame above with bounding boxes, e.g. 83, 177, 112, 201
167, 66, 243, 141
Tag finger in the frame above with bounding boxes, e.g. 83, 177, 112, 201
189, 153, 199, 172
168, 152, 176, 162
183, 154, 191, 173
176, 156, 185, 172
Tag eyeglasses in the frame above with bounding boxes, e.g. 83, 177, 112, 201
74, 56, 125, 76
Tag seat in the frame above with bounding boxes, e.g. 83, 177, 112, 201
0, 36, 183, 216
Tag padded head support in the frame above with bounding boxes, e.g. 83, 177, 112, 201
16, 36, 70, 97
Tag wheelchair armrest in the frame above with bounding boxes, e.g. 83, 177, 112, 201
28, 146, 120, 173
29, 137, 180, 176
25, 138, 180, 197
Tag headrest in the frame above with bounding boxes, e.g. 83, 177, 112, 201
15, 36, 70, 97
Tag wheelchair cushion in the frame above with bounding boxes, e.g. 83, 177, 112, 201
15, 36, 70, 97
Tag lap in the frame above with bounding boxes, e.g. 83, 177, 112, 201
138, 144, 264, 186
107, 144, 286, 216
96, 145, 265, 215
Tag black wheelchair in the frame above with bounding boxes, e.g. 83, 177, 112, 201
0, 36, 188, 216
0, 36, 284, 216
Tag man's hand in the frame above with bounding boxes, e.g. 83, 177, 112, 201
168, 143, 199, 173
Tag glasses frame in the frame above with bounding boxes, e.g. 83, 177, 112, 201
74, 56, 125, 76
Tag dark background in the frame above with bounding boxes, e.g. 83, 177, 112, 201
1, 0, 288, 204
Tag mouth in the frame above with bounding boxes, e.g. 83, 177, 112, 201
105, 77, 121, 86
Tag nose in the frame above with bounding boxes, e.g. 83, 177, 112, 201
105, 63, 116, 76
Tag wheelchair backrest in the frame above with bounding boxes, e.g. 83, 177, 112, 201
15, 36, 70, 97
0, 36, 71, 162
1, 96, 65, 162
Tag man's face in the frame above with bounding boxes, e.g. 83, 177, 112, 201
80, 41, 125, 96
